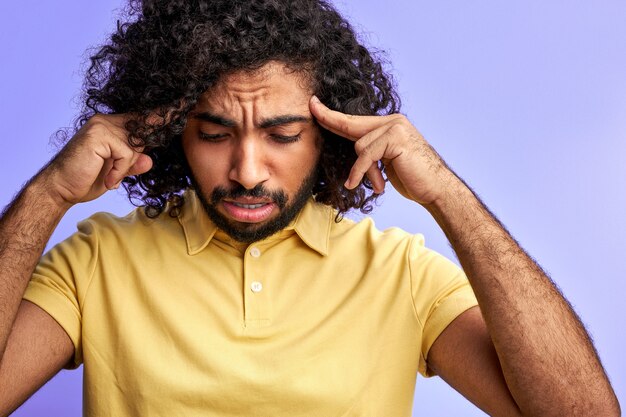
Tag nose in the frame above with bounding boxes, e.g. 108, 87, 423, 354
228, 136, 270, 190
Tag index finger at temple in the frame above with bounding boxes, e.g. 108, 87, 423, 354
309, 96, 389, 141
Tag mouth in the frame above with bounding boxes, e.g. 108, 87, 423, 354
222, 199, 277, 223
230, 202, 267, 209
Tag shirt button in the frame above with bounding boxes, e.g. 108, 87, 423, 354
250, 247, 261, 258
251, 281, 263, 293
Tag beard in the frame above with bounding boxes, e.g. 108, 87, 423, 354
190, 168, 318, 244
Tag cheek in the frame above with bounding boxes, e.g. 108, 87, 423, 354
276, 144, 316, 167
282, 147, 320, 187
182, 142, 227, 188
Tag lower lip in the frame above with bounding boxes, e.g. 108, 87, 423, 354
222, 201, 276, 223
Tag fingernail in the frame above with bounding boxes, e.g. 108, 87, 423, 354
311, 95, 320, 104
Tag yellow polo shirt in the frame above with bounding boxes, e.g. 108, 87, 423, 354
24, 192, 477, 416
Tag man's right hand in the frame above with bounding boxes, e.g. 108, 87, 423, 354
0, 113, 153, 415
41, 114, 153, 207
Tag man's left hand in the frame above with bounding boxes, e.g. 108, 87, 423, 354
309, 95, 458, 206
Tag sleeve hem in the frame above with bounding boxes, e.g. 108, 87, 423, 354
418, 292, 478, 377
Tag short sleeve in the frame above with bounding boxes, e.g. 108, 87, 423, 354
408, 234, 478, 377
23, 219, 100, 368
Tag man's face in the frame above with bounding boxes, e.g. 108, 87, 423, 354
182, 61, 322, 243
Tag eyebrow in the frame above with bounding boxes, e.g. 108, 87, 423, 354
259, 115, 311, 128
193, 111, 311, 128
193, 112, 237, 127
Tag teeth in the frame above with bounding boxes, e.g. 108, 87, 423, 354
232, 202, 266, 209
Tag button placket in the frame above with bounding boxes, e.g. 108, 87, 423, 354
243, 245, 269, 327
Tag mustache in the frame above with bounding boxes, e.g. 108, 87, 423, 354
210, 184, 287, 209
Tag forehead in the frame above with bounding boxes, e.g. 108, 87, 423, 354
196, 61, 313, 116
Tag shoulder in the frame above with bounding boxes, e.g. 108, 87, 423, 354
74, 206, 182, 251
331, 214, 421, 244
328, 214, 424, 260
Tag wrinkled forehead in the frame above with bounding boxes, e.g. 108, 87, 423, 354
194, 61, 314, 117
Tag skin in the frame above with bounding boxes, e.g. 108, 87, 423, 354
181, 63, 322, 239
309, 97, 621, 415
0, 61, 620, 416
0, 114, 152, 414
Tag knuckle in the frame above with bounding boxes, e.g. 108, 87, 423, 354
358, 145, 375, 161
85, 116, 112, 136
391, 113, 407, 122
388, 121, 407, 136
88, 114, 114, 128
121, 145, 137, 160
354, 139, 368, 154
89, 113, 106, 123
87, 114, 126, 138
86, 117, 105, 132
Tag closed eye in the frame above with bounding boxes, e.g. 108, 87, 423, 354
199, 132, 228, 142
270, 133, 301, 144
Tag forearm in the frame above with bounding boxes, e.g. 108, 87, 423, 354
426, 178, 620, 416
0, 169, 70, 361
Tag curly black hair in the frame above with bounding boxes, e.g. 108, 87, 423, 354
73, 0, 400, 218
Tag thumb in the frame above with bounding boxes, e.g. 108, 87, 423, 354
127, 154, 153, 177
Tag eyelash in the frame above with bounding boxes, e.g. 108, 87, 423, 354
270, 133, 301, 144
198, 132, 301, 144
198, 132, 227, 142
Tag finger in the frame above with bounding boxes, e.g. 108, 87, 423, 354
366, 162, 386, 194
309, 96, 395, 141
104, 151, 153, 189
344, 123, 394, 189
104, 158, 130, 189
106, 117, 157, 188
346, 154, 382, 190
127, 154, 153, 177
101, 140, 139, 189
345, 144, 390, 190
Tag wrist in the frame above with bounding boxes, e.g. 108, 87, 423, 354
422, 176, 497, 244
28, 166, 75, 214
423, 175, 474, 215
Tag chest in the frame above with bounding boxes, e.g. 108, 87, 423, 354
82, 239, 419, 415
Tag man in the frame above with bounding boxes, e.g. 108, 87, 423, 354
0, 0, 620, 416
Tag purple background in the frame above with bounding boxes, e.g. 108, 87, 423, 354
1, 1, 624, 415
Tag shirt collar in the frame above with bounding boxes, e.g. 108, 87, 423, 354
177, 191, 333, 256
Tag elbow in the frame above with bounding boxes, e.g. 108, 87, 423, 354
602, 395, 621, 417
573, 395, 621, 417
589, 386, 621, 417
